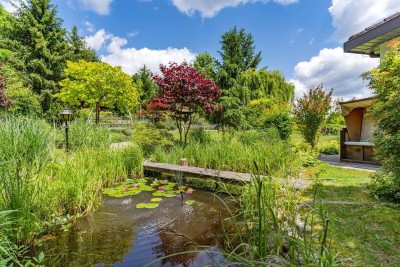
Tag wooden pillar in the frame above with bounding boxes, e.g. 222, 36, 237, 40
340, 128, 347, 161
180, 158, 188, 166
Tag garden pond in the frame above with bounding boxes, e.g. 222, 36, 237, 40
34, 178, 233, 266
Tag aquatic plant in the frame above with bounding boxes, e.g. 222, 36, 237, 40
136, 203, 159, 209
219, 171, 340, 266
0, 116, 52, 243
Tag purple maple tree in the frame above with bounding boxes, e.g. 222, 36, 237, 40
152, 62, 220, 144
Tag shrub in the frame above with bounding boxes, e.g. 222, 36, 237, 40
319, 140, 339, 155
189, 127, 212, 143
362, 41, 400, 202
131, 123, 173, 156
262, 105, 293, 140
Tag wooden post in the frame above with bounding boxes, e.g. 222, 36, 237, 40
340, 128, 347, 161
180, 158, 188, 166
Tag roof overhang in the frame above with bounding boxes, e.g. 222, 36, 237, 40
344, 13, 400, 56
339, 97, 375, 116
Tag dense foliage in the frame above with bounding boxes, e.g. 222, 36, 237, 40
363, 40, 400, 202
294, 85, 332, 149
0, 64, 11, 109
152, 62, 220, 144
57, 60, 139, 123
0, 1, 98, 117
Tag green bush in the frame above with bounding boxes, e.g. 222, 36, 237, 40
189, 127, 212, 143
262, 105, 293, 140
131, 123, 173, 157
319, 140, 339, 155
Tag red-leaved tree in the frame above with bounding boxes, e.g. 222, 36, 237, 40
152, 62, 221, 144
0, 63, 12, 110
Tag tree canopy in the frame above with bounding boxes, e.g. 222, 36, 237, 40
152, 62, 220, 144
294, 84, 332, 149
57, 60, 139, 123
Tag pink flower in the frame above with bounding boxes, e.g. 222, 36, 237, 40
159, 186, 165, 191
185, 189, 193, 194
125, 188, 129, 192
163, 179, 168, 184
132, 183, 138, 188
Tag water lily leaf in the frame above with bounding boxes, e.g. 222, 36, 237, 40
136, 203, 159, 209
153, 191, 176, 198
185, 200, 196, 205
151, 198, 163, 202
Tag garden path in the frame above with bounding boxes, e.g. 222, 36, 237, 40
318, 154, 380, 172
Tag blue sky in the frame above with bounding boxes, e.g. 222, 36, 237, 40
1, 0, 399, 99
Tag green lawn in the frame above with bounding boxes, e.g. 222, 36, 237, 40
329, 204, 400, 266
300, 164, 400, 266
301, 163, 372, 179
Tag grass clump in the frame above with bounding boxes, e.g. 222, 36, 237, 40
152, 129, 297, 177
221, 172, 340, 266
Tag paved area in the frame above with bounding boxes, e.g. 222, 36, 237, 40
318, 154, 380, 172
144, 161, 311, 189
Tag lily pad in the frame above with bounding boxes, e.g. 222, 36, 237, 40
153, 190, 176, 198
136, 203, 159, 209
185, 200, 196, 205
151, 198, 162, 202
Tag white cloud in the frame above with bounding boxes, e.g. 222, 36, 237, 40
171, 0, 297, 18
0, 0, 22, 12
85, 29, 197, 75
128, 31, 140, 38
290, 47, 379, 100
101, 37, 197, 75
84, 21, 96, 33
309, 38, 314, 45
78, 0, 113, 15
329, 0, 400, 42
85, 29, 112, 51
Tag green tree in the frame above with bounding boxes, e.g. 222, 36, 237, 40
67, 26, 99, 62
213, 27, 262, 130
56, 60, 139, 124
0, 0, 68, 114
238, 68, 294, 105
362, 40, 400, 202
131, 65, 158, 117
294, 84, 332, 149
193, 52, 216, 80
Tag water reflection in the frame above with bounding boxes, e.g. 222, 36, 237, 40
36, 189, 230, 266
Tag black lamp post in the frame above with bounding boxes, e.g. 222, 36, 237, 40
59, 109, 73, 151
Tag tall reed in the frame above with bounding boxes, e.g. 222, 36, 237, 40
153, 130, 297, 177
0, 116, 52, 243
220, 173, 340, 266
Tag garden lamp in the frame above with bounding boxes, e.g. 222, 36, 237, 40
59, 109, 73, 151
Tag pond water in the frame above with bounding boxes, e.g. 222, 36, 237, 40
35, 183, 232, 266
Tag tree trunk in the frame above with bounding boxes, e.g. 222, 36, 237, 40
95, 102, 100, 124
183, 114, 193, 145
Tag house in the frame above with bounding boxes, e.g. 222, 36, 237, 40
341, 12, 400, 164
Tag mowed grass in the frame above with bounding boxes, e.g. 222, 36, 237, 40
301, 163, 373, 179
300, 163, 400, 266
301, 179, 373, 202
329, 204, 400, 267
